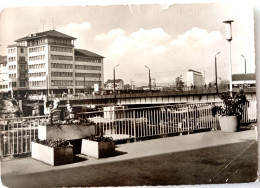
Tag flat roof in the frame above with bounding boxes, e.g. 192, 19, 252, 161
188, 69, 202, 74
232, 73, 256, 81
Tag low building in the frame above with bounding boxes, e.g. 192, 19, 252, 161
105, 79, 124, 90
232, 73, 256, 87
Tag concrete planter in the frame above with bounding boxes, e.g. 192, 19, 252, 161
219, 115, 238, 132
31, 141, 73, 166
81, 139, 115, 158
38, 124, 95, 140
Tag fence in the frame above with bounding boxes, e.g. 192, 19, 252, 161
0, 99, 257, 157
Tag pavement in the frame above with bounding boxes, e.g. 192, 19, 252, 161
0, 128, 258, 187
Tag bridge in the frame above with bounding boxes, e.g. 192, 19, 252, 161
22, 87, 256, 116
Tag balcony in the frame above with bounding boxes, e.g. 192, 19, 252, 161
19, 77, 28, 81
19, 69, 28, 72
19, 60, 28, 64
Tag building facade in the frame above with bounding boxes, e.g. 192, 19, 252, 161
232, 73, 256, 87
186, 69, 204, 88
105, 79, 124, 90
3, 30, 104, 97
0, 56, 8, 95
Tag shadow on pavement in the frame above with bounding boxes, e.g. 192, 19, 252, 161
2, 140, 257, 187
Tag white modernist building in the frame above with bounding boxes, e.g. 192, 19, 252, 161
186, 69, 205, 88
3, 30, 104, 97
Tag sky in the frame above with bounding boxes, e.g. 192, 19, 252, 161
0, 1, 255, 86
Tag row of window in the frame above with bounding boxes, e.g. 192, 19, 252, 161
29, 72, 46, 77
8, 48, 16, 54
28, 39, 46, 46
8, 48, 25, 54
20, 82, 26, 87
51, 80, 73, 86
75, 73, 101, 78
51, 72, 73, 77
75, 57, 101, 63
9, 73, 16, 78
20, 65, 27, 70
29, 63, 45, 69
51, 63, 73, 69
29, 46, 45, 53
19, 56, 26, 62
30, 81, 46, 87
9, 65, 16, 70
0, 85, 8, 89
50, 46, 73, 53
75, 65, 101, 70
51, 55, 73, 61
53, 39, 73, 46
75, 81, 99, 86
20, 72, 26, 78
9, 82, 16, 88
29, 55, 45, 61
8, 57, 16, 62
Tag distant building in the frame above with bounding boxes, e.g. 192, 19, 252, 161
105, 79, 124, 90
4, 30, 104, 97
186, 69, 204, 88
232, 73, 256, 87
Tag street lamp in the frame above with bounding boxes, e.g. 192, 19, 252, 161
223, 20, 234, 95
144, 65, 151, 91
241, 54, 247, 74
113, 64, 119, 103
241, 54, 247, 87
215, 52, 220, 93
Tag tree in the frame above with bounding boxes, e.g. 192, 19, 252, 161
175, 76, 184, 91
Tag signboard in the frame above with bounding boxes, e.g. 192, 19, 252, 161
94, 84, 99, 92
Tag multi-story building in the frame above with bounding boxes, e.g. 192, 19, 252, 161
4, 30, 104, 96
6, 44, 28, 97
186, 69, 204, 88
0, 55, 9, 95
74, 49, 104, 93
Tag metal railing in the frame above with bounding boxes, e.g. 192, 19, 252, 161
0, 99, 257, 157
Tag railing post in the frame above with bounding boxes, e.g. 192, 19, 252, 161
187, 106, 190, 135
133, 110, 137, 142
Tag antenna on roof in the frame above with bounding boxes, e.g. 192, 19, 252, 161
40, 18, 45, 31
52, 17, 55, 30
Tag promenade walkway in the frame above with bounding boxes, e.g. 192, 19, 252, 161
1, 128, 258, 187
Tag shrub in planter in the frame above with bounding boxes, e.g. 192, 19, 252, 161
81, 136, 115, 158
211, 90, 248, 132
31, 138, 73, 166
39, 118, 96, 140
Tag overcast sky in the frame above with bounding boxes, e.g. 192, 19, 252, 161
0, 2, 255, 85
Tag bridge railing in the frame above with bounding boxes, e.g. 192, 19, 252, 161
79, 99, 257, 139
0, 99, 257, 157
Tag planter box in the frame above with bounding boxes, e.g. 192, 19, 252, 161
38, 124, 95, 140
31, 141, 73, 166
219, 115, 238, 132
81, 139, 115, 158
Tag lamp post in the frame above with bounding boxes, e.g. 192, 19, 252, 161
241, 54, 247, 87
241, 54, 246, 74
144, 65, 151, 91
113, 64, 119, 104
215, 52, 220, 93
223, 20, 234, 96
